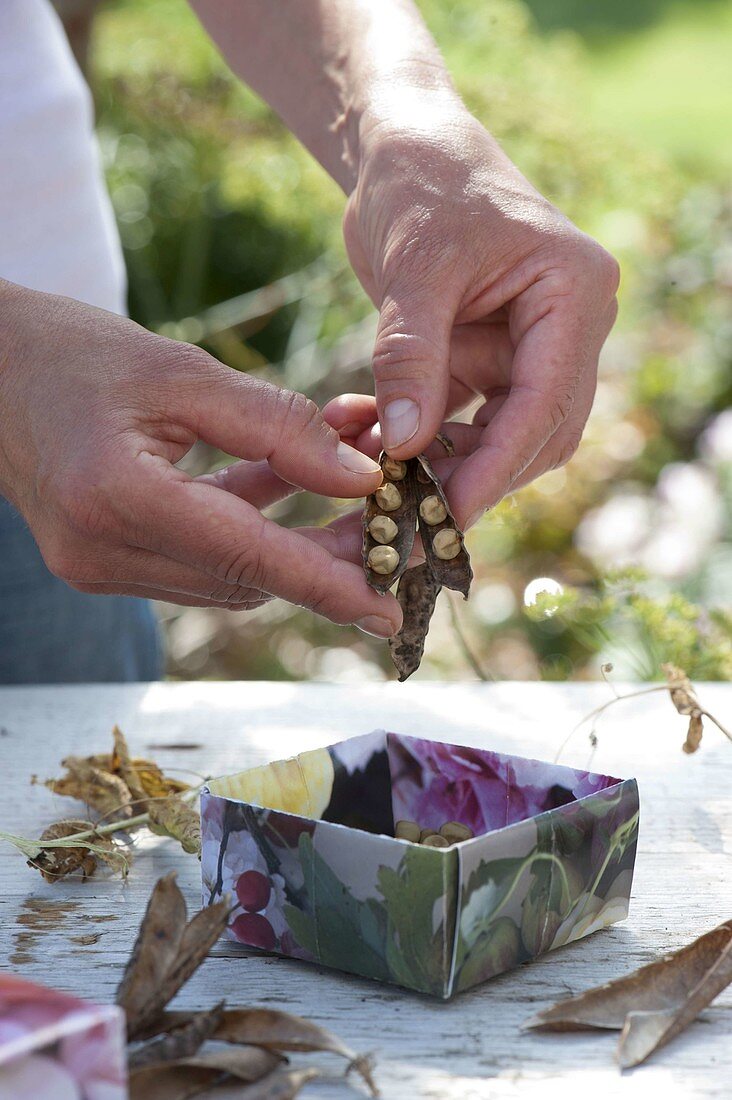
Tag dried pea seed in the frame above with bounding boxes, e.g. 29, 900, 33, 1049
419, 495, 448, 526
374, 483, 402, 512
367, 545, 400, 575
368, 515, 399, 545
382, 457, 408, 481
419, 827, 439, 842
421, 834, 450, 848
433, 528, 461, 560
395, 819, 421, 843
439, 821, 473, 843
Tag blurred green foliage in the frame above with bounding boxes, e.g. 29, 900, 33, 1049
86, 0, 731, 683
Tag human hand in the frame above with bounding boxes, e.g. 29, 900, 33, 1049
344, 97, 620, 527
0, 282, 401, 637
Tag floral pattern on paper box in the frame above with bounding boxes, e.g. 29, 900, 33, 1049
201, 732, 639, 998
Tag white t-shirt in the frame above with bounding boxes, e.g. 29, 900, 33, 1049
0, 0, 126, 313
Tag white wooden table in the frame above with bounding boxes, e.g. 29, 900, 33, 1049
1, 682, 730, 1099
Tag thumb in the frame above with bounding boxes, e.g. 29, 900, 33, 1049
372, 284, 454, 457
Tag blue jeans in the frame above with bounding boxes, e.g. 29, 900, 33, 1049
0, 497, 163, 683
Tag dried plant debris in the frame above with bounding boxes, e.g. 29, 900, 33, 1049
524, 919, 732, 1069
660, 663, 732, 753
123, 874, 379, 1098
130, 1048, 283, 1100
129, 1005, 226, 1070
148, 795, 202, 854
118, 875, 230, 1040
6, 726, 201, 883
364, 442, 472, 678
41, 724, 189, 817
30, 819, 127, 882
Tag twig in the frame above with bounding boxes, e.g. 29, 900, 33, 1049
447, 595, 492, 681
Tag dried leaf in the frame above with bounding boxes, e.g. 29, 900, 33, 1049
146, 1007, 378, 1096
414, 453, 472, 599
45, 758, 133, 820
214, 1008, 378, 1095
662, 663, 700, 717
117, 872, 188, 1036
112, 726, 190, 804
389, 565, 441, 681
25, 820, 127, 882
112, 725, 151, 808
524, 919, 732, 1068
119, 873, 230, 1039
148, 795, 202, 855
362, 453, 417, 594
133, 758, 190, 799
129, 1047, 280, 1100
683, 713, 704, 754
28, 820, 98, 882
221, 1067, 320, 1100
129, 1004, 225, 1070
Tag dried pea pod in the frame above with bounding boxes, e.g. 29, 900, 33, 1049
414, 453, 472, 599
362, 453, 418, 595
388, 563, 442, 681
362, 435, 473, 678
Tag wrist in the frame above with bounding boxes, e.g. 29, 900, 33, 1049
342, 76, 466, 192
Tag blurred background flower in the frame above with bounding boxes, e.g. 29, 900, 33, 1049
54, 0, 732, 683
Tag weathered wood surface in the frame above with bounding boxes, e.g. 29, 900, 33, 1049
0, 681, 730, 1099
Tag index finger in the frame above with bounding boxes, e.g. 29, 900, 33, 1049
126, 461, 403, 635
446, 302, 599, 526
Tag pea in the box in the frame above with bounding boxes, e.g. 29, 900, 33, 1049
200, 731, 639, 998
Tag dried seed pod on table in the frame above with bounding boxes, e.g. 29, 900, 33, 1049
362, 453, 418, 595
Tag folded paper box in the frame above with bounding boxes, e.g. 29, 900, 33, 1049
201, 731, 639, 998
0, 974, 127, 1099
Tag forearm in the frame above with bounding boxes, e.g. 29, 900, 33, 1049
189, 0, 461, 192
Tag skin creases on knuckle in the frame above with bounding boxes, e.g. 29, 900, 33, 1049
552, 432, 583, 470
508, 452, 535, 486
296, 557, 346, 623
217, 540, 270, 595
572, 238, 620, 301
545, 385, 576, 434
208, 580, 264, 605
270, 387, 325, 448
372, 328, 438, 381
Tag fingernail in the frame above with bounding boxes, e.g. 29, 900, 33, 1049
382, 398, 420, 450
355, 615, 397, 638
465, 509, 484, 530
336, 441, 382, 476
